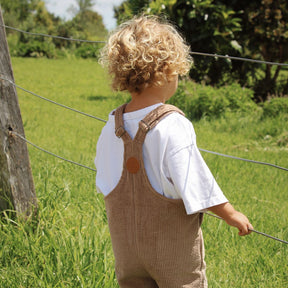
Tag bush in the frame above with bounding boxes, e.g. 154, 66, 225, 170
188, 88, 227, 120
176, 83, 257, 121
74, 44, 101, 59
167, 81, 192, 112
262, 97, 288, 118
219, 83, 255, 112
16, 41, 56, 58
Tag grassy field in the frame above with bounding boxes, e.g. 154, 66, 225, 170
0, 57, 287, 287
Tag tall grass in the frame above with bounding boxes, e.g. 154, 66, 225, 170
0, 58, 287, 287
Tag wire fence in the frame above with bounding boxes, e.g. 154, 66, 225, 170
1, 75, 287, 172
7, 129, 288, 245
0, 24, 106, 44
1, 24, 288, 67
204, 212, 288, 245
1, 23, 287, 245
10, 131, 97, 172
190, 51, 288, 67
0, 75, 107, 122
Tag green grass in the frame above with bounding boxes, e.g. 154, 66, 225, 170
0, 57, 287, 287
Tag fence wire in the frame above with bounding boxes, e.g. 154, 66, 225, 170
1, 22, 288, 246
190, 51, 288, 67
1, 24, 288, 67
1, 75, 287, 172
3, 128, 288, 245
11, 131, 97, 172
205, 212, 288, 245
0, 76, 107, 123
199, 148, 288, 172
0, 24, 106, 44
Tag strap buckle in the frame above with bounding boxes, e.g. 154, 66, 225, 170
140, 120, 150, 133
115, 126, 126, 138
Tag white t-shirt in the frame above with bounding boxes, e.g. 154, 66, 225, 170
95, 103, 228, 214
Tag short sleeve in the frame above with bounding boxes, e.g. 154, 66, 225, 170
166, 118, 228, 214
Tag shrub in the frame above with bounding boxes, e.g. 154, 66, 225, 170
75, 44, 101, 59
219, 83, 255, 112
16, 41, 56, 58
188, 88, 229, 120
178, 83, 257, 121
167, 82, 192, 112
262, 97, 288, 118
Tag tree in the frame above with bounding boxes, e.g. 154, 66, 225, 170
67, 0, 107, 38
72, 10, 107, 39
114, 0, 150, 25
170, 0, 288, 99
1, 0, 107, 56
114, 0, 243, 85
67, 0, 107, 42
242, 0, 288, 100
69, 0, 95, 18
171, 0, 243, 85
114, 0, 288, 100
0, 0, 40, 29
214, 0, 288, 100
34, 1, 55, 33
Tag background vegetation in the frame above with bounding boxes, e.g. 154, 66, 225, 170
115, 0, 288, 101
0, 0, 106, 59
0, 57, 287, 288
1, 0, 288, 100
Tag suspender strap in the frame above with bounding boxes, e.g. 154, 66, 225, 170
114, 103, 185, 144
114, 104, 132, 142
135, 104, 185, 144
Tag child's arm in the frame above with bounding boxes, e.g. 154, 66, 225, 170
208, 203, 253, 236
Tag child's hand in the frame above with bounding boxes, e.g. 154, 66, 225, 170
208, 202, 253, 236
224, 210, 253, 236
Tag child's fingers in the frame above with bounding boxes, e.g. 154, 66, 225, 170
238, 223, 253, 236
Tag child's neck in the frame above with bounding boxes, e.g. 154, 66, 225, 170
125, 81, 176, 113
125, 95, 163, 113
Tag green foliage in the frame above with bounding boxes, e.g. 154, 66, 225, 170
2, 0, 107, 59
74, 44, 101, 59
71, 10, 107, 40
244, 0, 288, 61
262, 97, 288, 117
15, 40, 56, 58
189, 90, 229, 120
73, 0, 95, 14
170, 0, 243, 84
168, 82, 257, 120
113, 0, 288, 101
166, 81, 192, 112
114, 0, 150, 25
235, 0, 288, 101
0, 0, 40, 24
34, 0, 55, 32
147, 0, 176, 15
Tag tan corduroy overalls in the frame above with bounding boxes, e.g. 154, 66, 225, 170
104, 104, 207, 288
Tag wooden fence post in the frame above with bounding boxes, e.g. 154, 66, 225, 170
0, 8, 37, 217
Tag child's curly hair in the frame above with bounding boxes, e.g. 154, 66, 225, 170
99, 15, 192, 94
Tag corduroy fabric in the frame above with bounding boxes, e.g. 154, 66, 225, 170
104, 104, 207, 288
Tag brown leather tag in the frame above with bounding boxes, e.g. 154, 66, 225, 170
126, 157, 140, 174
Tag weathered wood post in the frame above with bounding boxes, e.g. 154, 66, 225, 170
0, 8, 37, 217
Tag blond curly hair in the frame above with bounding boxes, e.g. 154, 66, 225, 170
99, 15, 192, 94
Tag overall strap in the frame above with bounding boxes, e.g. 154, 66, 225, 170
135, 104, 185, 144
114, 103, 132, 143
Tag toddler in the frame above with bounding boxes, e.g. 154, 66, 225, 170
95, 15, 253, 288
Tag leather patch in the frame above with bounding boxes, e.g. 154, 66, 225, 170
126, 157, 140, 174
